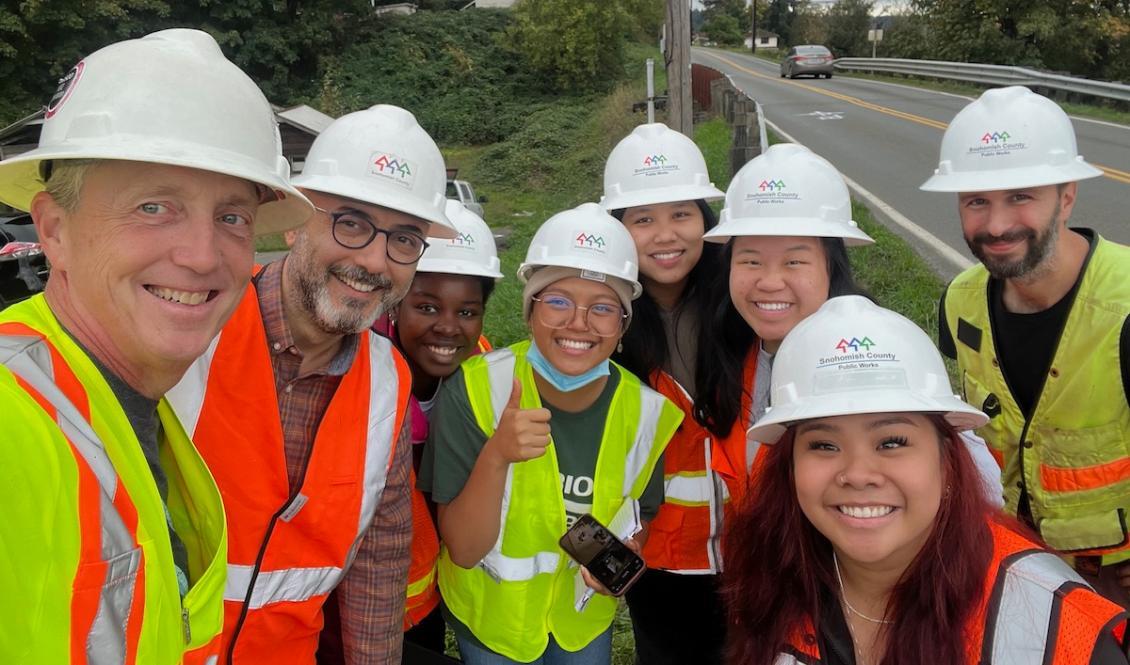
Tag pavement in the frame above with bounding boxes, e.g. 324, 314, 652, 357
693, 47, 1130, 279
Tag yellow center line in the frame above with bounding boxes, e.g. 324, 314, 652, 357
698, 50, 1129, 187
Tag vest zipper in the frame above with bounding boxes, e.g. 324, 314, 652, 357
991, 239, 1094, 524
225, 472, 314, 663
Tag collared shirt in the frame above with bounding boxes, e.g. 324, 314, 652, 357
257, 260, 412, 663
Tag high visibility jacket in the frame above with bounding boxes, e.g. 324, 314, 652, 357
0, 295, 226, 664
167, 286, 410, 663
777, 520, 1128, 665
438, 341, 683, 662
944, 235, 1130, 564
403, 334, 491, 629
642, 348, 758, 573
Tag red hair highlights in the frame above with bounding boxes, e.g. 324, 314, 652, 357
722, 417, 994, 665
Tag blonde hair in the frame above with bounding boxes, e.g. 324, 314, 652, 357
43, 159, 102, 212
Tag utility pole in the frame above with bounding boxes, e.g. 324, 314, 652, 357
665, 0, 692, 136
750, 0, 757, 54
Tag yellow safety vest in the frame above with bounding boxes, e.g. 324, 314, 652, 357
944, 234, 1130, 564
0, 295, 227, 664
438, 341, 683, 662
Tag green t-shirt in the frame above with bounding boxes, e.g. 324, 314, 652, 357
418, 364, 665, 655
418, 367, 664, 525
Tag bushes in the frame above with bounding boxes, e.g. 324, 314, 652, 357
322, 10, 553, 145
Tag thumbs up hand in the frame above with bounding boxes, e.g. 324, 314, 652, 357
486, 378, 552, 464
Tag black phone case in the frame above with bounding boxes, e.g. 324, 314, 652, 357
558, 514, 645, 596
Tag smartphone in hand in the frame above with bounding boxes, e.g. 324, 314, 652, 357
558, 513, 645, 596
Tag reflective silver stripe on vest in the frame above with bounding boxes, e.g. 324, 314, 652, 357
989, 550, 1085, 664
165, 333, 220, 438
225, 564, 343, 609
622, 383, 665, 497
664, 474, 714, 504
772, 654, 801, 665
352, 334, 402, 542
476, 350, 562, 581
1, 333, 141, 665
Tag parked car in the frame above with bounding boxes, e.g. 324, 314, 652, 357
0, 213, 48, 309
780, 45, 834, 79
445, 169, 486, 218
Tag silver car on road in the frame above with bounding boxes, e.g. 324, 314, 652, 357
781, 45, 834, 79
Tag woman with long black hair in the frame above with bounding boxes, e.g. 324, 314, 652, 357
601, 122, 732, 665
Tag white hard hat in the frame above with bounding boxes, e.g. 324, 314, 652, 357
920, 86, 1103, 192
416, 200, 502, 279
703, 143, 873, 245
748, 295, 988, 443
600, 123, 725, 212
292, 104, 457, 238
0, 29, 313, 236
518, 202, 642, 298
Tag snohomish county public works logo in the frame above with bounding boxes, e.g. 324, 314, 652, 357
369, 151, 415, 189
817, 336, 897, 370
744, 177, 798, 205
448, 232, 476, 247
633, 153, 680, 178
968, 130, 1028, 159
573, 231, 608, 254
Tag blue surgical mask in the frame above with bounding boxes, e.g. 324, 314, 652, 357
525, 339, 610, 392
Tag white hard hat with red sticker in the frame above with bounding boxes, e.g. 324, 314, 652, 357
0, 29, 313, 236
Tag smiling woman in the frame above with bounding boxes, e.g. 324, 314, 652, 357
723, 296, 1130, 665
417, 203, 684, 665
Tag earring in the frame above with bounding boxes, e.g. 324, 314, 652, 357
617, 340, 623, 353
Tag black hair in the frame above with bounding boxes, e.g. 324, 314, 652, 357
693, 237, 872, 438
610, 200, 722, 386
479, 275, 496, 305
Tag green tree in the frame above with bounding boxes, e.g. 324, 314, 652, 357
0, 0, 171, 125
765, 0, 798, 45
165, 0, 373, 106
788, 1, 826, 46
824, 0, 872, 56
703, 13, 744, 45
510, 0, 630, 93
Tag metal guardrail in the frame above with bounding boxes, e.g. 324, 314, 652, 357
833, 57, 1130, 104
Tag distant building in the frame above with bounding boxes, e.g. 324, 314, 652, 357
0, 103, 335, 175
372, 2, 417, 16
462, 0, 518, 8
744, 30, 780, 49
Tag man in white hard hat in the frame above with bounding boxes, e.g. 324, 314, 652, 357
167, 104, 457, 663
0, 29, 313, 663
923, 85, 1130, 607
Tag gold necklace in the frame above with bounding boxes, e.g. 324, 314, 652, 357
833, 552, 894, 625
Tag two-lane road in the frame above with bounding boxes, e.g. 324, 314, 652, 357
693, 47, 1130, 278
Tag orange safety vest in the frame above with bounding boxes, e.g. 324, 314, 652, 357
168, 286, 411, 663
403, 333, 491, 628
643, 349, 759, 573
777, 520, 1128, 664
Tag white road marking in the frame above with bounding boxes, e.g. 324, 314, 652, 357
764, 118, 974, 273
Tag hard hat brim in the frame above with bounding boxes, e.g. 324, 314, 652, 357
416, 257, 503, 280
703, 216, 875, 246
919, 160, 1104, 193
600, 183, 726, 213
292, 172, 458, 239
747, 390, 989, 444
0, 144, 314, 237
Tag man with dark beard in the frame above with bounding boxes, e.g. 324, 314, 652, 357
923, 86, 1130, 608
167, 105, 458, 663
